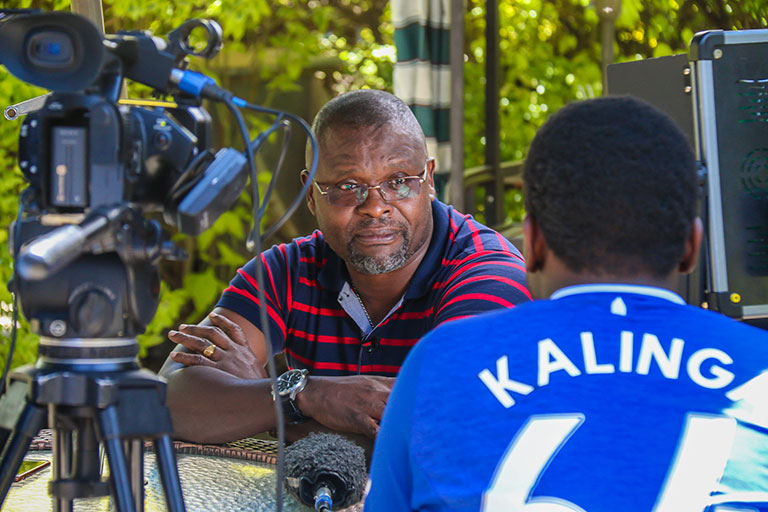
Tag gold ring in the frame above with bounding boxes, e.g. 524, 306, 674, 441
202, 343, 216, 358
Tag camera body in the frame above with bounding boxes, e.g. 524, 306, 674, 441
18, 94, 207, 212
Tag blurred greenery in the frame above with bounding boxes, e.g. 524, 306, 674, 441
464, 0, 766, 225
0, 0, 766, 370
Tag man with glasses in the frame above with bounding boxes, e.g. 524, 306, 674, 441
159, 90, 530, 443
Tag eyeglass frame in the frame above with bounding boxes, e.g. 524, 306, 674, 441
310, 164, 431, 206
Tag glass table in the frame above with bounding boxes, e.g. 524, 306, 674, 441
5, 435, 363, 511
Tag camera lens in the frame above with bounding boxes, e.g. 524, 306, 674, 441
27, 30, 74, 68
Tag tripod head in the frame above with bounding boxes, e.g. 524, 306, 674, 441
11, 205, 181, 370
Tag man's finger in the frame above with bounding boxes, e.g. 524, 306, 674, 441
367, 399, 387, 421
169, 351, 216, 368
208, 312, 248, 346
177, 324, 232, 350
169, 330, 212, 353
360, 417, 380, 439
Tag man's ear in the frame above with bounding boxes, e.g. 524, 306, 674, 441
523, 215, 547, 273
426, 158, 436, 200
300, 169, 316, 216
679, 217, 704, 274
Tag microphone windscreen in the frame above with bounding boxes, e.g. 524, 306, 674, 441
285, 432, 367, 508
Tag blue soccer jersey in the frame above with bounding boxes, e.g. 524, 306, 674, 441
365, 284, 768, 512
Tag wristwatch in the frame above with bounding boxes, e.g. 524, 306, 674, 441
272, 368, 310, 423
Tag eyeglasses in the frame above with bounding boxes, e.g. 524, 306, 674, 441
313, 166, 428, 207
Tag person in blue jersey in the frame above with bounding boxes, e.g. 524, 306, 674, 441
365, 96, 768, 512
159, 90, 530, 444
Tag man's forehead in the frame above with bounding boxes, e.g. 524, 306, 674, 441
321, 128, 377, 154
307, 122, 427, 180
321, 123, 424, 156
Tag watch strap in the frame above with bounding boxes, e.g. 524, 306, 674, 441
281, 394, 310, 424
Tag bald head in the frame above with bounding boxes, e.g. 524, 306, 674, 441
306, 90, 426, 166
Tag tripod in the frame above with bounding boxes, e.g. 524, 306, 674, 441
0, 338, 186, 512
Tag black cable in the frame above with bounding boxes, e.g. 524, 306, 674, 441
222, 96, 287, 512
228, 94, 319, 511
166, 149, 215, 204
246, 116, 292, 219
238, 101, 319, 243
1, 190, 30, 397
357, 343, 365, 377
258, 120, 292, 219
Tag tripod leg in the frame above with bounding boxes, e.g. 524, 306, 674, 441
52, 426, 73, 512
0, 381, 46, 509
153, 435, 186, 512
99, 406, 137, 512
49, 410, 110, 510
128, 439, 145, 512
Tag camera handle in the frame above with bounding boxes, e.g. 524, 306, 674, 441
0, 362, 186, 512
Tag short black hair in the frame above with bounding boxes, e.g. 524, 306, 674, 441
523, 96, 697, 277
307, 90, 425, 161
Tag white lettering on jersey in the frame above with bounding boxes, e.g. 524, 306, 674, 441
581, 332, 615, 375
478, 332, 735, 408
636, 334, 684, 379
482, 414, 738, 512
620, 331, 634, 373
687, 348, 734, 390
478, 356, 535, 408
481, 414, 587, 512
538, 338, 582, 386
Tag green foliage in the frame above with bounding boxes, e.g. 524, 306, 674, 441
616, 0, 768, 59
464, 0, 766, 225
0, 69, 47, 369
138, 282, 190, 356
463, 0, 602, 224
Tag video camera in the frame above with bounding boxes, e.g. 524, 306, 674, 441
0, 10, 249, 348
0, 9, 318, 510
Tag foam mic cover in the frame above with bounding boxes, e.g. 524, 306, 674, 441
285, 433, 367, 510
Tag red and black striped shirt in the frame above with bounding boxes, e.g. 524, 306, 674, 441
217, 200, 531, 376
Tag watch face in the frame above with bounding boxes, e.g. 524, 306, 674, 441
278, 370, 305, 395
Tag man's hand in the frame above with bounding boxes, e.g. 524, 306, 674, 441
296, 375, 395, 439
168, 311, 267, 380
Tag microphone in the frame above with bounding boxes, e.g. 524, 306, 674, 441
285, 433, 367, 511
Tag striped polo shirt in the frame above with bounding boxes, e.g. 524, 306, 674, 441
217, 200, 531, 376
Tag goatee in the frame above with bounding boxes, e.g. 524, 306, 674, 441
347, 230, 412, 275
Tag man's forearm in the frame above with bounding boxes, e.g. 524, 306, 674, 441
164, 365, 277, 443
164, 364, 394, 442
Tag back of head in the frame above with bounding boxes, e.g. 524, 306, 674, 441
523, 96, 697, 277
308, 89, 425, 160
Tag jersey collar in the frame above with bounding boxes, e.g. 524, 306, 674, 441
550, 283, 686, 305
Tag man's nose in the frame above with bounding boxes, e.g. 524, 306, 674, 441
356, 185, 392, 217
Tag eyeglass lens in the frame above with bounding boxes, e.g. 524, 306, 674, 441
327, 177, 422, 206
